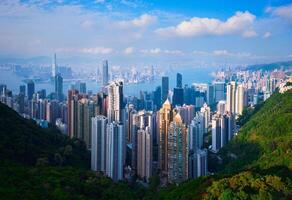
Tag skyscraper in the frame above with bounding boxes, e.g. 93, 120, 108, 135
172, 87, 184, 106
68, 89, 79, 138
153, 86, 161, 110
211, 113, 235, 153
188, 149, 208, 179
19, 85, 26, 96
211, 114, 221, 153
214, 82, 225, 102
27, 80, 35, 100
217, 100, 226, 115
226, 81, 236, 114
52, 53, 57, 77
91, 115, 108, 172
188, 113, 204, 151
54, 74, 63, 101
161, 76, 169, 103
77, 98, 96, 148
158, 99, 172, 172
102, 60, 109, 86
176, 73, 182, 88
79, 82, 87, 94
175, 104, 195, 125
106, 122, 125, 181
107, 81, 124, 123
137, 127, 152, 181
200, 103, 211, 134
235, 83, 246, 116
167, 113, 188, 183
207, 84, 215, 105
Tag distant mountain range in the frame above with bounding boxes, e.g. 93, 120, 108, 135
246, 60, 292, 71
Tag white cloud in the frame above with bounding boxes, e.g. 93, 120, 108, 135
263, 32, 271, 39
57, 47, 114, 54
118, 14, 157, 27
141, 48, 161, 54
80, 47, 113, 54
156, 11, 256, 37
213, 49, 253, 58
124, 47, 134, 54
193, 50, 209, 56
164, 49, 184, 55
140, 48, 183, 55
266, 4, 292, 21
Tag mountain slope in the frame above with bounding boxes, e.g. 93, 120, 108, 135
219, 89, 292, 173
0, 103, 138, 199
0, 102, 89, 168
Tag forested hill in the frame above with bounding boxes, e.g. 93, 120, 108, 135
0, 103, 138, 199
0, 102, 89, 168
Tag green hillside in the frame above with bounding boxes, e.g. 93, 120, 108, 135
0, 103, 138, 200
219, 89, 292, 173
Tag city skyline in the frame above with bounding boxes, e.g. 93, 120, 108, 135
0, 0, 292, 69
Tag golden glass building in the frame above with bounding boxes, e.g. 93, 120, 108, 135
158, 99, 172, 172
167, 113, 188, 183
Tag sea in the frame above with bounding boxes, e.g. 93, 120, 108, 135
0, 67, 214, 97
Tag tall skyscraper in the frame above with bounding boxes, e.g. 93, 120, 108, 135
91, 115, 108, 172
217, 100, 226, 115
158, 99, 172, 172
211, 114, 221, 153
211, 113, 235, 152
102, 60, 109, 86
214, 82, 225, 102
106, 122, 125, 181
167, 113, 188, 183
207, 84, 215, 105
137, 127, 152, 181
172, 87, 184, 106
161, 76, 169, 103
235, 84, 247, 116
52, 53, 57, 77
153, 86, 161, 110
79, 82, 87, 94
176, 73, 182, 88
175, 104, 195, 125
188, 113, 204, 151
0, 84, 6, 96
188, 149, 208, 179
226, 81, 236, 114
107, 81, 124, 123
55, 74, 63, 101
27, 80, 35, 100
19, 85, 26, 96
200, 103, 211, 134
77, 98, 96, 148
68, 89, 79, 138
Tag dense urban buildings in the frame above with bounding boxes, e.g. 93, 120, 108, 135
0, 60, 289, 185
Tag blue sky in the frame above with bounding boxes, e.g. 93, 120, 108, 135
0, 0, 292, 69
